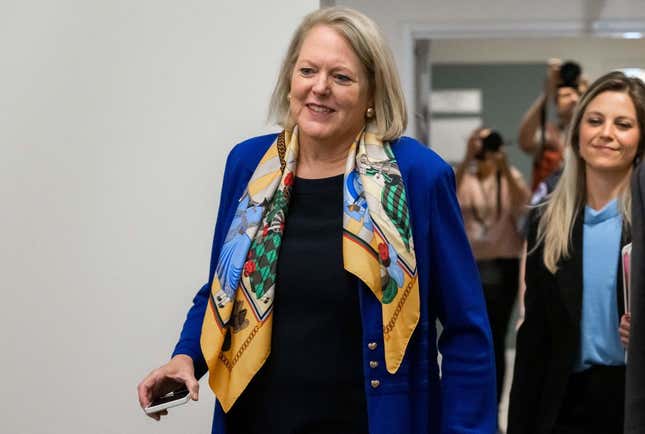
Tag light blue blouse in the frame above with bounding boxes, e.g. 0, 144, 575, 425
575, 198, 625, 372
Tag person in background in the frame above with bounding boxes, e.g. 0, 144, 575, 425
518, 59, 585, 192
137, 7, 496, 434
515, 60, 587, 331
456, 128, 531, 415
508, 71, 645, 434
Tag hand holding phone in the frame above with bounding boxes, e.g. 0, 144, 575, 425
623, 242, 632, 314
137, 355, 199, 421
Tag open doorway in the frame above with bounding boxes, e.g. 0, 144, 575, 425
415, 34, 645, 433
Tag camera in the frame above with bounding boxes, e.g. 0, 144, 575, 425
475, 130, 504, 160
558, 61, 582, 89
482, 131, 503, 153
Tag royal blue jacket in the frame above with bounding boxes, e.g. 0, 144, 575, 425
173, 133, 496, 434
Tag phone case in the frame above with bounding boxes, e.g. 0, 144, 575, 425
144, 390, 191, 414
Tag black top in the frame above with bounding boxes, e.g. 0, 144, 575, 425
226, 174, 368, 434
625, 162, 645, 433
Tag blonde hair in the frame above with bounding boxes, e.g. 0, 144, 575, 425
268, 6, 407, 141
537, 71, 645, 273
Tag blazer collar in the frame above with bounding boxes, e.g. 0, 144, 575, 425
555, 211, 584, 324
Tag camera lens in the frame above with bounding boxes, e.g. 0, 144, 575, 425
482, 131, 504, 153
559, 61, 582, 88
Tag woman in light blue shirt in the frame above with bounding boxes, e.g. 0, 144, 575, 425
508, 71, 645, 434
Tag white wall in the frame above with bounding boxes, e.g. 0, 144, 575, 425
0, 1, 317, 433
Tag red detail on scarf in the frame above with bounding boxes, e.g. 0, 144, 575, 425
378, 243, 389, 262
284, 172, 294, 187
243, 260, 256, 276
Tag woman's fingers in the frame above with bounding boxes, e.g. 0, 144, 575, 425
137, 369, 161, 408
167, 355, 199, 400
181, 374, 200, 401
138, 355, 197, 420
137, 367, 176, 419
148, 409, 168, 421
619, 314, 631, 348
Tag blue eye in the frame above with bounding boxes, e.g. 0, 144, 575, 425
300, 67, 314, 76
333, 74, 354, 84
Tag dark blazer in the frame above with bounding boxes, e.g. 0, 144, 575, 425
508, 209, 628, 434
626, 162, 645, 434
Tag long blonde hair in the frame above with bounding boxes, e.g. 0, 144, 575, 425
267, 7, 407, 141
536, 71, 645, 273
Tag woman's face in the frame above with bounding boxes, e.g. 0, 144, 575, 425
556, 86, 580, 121
578, 90, 640, 175
289, 24, 372, 149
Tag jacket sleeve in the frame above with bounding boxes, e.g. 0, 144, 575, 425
507, 209, 548, 434
429, 165, 497, 433
171, 149, 242, 379
626, 162, 645, 433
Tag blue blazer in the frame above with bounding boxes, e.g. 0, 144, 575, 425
173, 134, 496, 434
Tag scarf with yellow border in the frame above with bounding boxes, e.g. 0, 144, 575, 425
200, 126, 419, 412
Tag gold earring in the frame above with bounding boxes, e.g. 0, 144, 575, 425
287, 93, 291, 101
366, 107, 375, 118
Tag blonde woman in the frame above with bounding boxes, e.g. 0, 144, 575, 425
137, 7, 495, 434
508, 71, 645, 434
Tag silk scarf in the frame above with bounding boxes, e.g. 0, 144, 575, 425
200, 125, 419, 412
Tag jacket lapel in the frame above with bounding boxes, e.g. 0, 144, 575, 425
555, 213, 584, 324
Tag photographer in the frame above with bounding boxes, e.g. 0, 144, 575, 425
518, 59, 586, 191
515, 61, 587, 333
456, 128, 531, 413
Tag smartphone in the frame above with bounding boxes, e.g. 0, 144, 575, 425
144, 388, 191, 414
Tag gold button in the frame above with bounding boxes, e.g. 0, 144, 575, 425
370, 379, 380, 388
368, 342, 377, 350
369, 361, 379, 369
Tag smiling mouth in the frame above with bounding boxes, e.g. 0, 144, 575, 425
593, 144, 619, 151
306, 103, 334, 113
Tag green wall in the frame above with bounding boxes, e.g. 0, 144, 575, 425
431, 62, 546, 180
